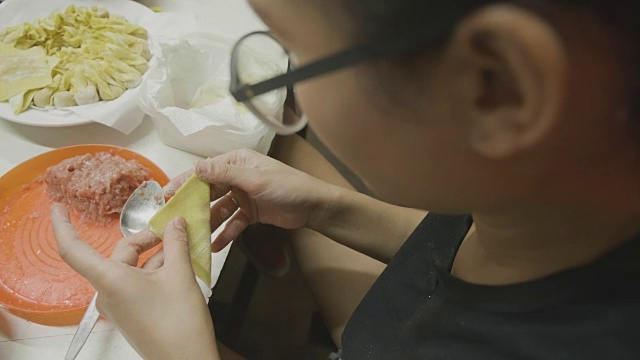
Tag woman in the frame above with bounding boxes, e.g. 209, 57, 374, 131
52, 0, 640, 358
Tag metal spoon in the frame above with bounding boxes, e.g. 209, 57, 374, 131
65, 180, 165, 360
120, 180, 166, 237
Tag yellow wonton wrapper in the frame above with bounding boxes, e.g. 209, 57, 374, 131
9, 89, 37, 113
0, 5, 150, 113
0, 44, 56, 101
149, 175, 212, 287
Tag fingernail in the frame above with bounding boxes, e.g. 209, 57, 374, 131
172, 217, 186, 230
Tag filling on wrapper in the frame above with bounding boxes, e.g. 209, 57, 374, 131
0, 5, 151, 114
43, 152, 151, 223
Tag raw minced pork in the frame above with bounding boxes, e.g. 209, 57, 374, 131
44, 152, 151, 222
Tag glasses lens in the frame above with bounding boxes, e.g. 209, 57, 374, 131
235, 33, 306, 133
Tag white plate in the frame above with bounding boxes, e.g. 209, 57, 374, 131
0, 0, 154, 127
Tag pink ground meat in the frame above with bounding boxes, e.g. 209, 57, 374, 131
44, 152, 152, 222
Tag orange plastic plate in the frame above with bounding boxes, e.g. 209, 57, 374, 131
0, 145, 169, 326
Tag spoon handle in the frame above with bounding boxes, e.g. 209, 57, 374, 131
65, 292, 100, 360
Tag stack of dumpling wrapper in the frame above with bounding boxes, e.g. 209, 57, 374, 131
0, 5, 150, 114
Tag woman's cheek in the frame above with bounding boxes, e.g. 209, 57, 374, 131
297, 79, 394, 178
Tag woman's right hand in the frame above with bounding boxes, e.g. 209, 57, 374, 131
165, 149, 339, 252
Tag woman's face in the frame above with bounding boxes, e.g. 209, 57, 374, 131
248, 0, 633, 213
250, 0, 488, 211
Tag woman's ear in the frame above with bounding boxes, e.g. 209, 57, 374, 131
448, 5, 567, 158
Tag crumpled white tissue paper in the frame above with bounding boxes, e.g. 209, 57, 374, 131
138, 33, 282, 157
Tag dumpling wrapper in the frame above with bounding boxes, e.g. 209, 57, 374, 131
1, 5, 151, 109
149, 174, 212, 287
9, 89, 37, 113
0, 43, 57, 102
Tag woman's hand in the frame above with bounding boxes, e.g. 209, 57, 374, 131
165, 149, 340, 252
51, 204, 219, 360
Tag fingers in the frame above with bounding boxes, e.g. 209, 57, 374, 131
163, 169, 194, 197
165, 168, 230, 201
210, 183, 232, 202
162, 217, 192, 273
51, 204, 109, 285
195, 157, 255, 192
110, 230, 161, 267
210, 194, 239, 231
211, 210, 250, 253
167, 150, 267, 201
141, 248, 165, 270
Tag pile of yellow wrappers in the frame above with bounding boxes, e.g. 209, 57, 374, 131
0, 5, 150, 113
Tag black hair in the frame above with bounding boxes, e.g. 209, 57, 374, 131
345, 0, 636, 50
344, 0, 639, 119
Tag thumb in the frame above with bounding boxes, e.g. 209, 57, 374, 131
162, 217, 192, 274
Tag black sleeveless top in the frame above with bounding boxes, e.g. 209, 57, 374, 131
341, 214, 640, 359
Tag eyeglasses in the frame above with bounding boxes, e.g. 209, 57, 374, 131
228, 1, 468, 134
229, 0, 621, 136
229, 28, 452, 135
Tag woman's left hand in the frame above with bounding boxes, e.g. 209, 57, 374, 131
51, 203, 219, 360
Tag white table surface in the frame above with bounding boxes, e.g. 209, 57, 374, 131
0, 1, 265, 358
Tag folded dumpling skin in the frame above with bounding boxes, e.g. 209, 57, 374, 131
148, 175, 212, 287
